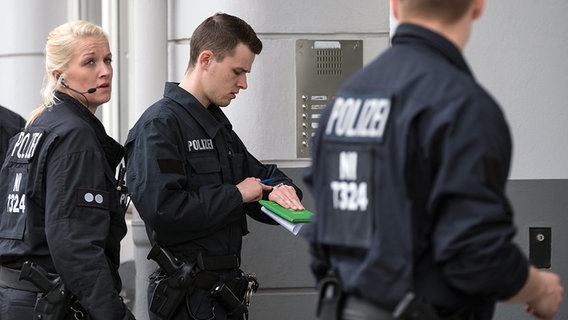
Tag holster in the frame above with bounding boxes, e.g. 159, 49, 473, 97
208, 272, 258, 318
18, 261, 83, 320
148, 245, 260, 319
316, 270, 343, 320
147, 245, 196, 320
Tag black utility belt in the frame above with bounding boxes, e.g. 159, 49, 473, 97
192, 253, 253, 302
147, 245, 259, 319
0, 265, 42, 292
197, 253, 240, 271
1, 261, 87, 320
193, 269, 249, 296
155, 262, 254, 304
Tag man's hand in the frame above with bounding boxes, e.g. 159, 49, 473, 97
506, 266, 563, 320
236, 177, 264, 203
268, 184, 304, 210
525, 270, 563, 319
237, 178, 304, 211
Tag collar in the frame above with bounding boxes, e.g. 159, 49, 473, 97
392, 23, 473, 78
54, 91, 107, 131
163, 82, 232, 138
54, 91, 125, 167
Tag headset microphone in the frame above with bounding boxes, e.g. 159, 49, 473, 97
60, 79, 97, 94
57, 74, 97, 109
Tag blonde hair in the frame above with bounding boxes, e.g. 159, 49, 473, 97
27, 20, 108, 126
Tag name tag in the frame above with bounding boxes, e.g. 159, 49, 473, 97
187, 138, 214, 152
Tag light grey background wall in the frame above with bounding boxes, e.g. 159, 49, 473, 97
1, 1, 567, 319
0, 0, 66, 118
466, 0, 568, 179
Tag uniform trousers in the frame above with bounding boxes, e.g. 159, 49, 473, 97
0, 285, 36, 320
0, 285, 91, 320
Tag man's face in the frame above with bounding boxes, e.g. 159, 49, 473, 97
203, 42, 256, 107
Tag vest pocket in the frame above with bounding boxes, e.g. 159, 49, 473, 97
0, 167, 28, 240
318, 144, 375, 249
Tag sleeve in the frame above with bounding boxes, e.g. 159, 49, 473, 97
226, 131, 303, 224
426, 93, 529, 301
244, 160, 303, 224
125, 116, 244, 244
45, 144, 130, 319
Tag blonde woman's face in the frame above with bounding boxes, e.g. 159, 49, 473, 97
62, 36, 113, 112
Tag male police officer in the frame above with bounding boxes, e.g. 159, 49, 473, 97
303, 0, 563, 319
125, 13, 303, 320
0, 105, 25, 163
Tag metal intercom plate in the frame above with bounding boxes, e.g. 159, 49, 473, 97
296, 39, 363, 158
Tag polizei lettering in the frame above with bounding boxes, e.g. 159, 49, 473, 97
10, 131, 44, 161
325, 96, 390, 140
188, 139, 214, 152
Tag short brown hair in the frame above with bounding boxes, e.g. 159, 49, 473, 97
399, 0, 474, 24
188, 13, 262, 69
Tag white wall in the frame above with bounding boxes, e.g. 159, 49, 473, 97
0, 0, 67, 118
466, 0, 568, 179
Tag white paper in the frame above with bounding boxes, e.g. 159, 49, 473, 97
261, 206, 306, 235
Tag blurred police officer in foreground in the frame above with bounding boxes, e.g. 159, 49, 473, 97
0, 105, 25, 164
0, 21, 135, 319
125, 13, 303, 320
302, 0, 563, 319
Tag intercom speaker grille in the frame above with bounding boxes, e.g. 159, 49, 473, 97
316, 49, 343, 76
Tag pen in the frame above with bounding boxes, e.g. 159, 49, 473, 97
260, 178, 274, 184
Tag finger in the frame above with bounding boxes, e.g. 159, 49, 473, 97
273, 186, 304, 210
279, 187, 303, 209
269, 188, 294, 208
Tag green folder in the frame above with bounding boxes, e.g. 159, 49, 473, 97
259, 200, 313, 223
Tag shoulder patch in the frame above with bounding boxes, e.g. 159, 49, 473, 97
76, 188, 109, 210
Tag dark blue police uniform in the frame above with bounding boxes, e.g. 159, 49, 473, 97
0, 93, 133, 319
0, 105, 26, 164
125, 82, 302, 319
303, 23, 529, 319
